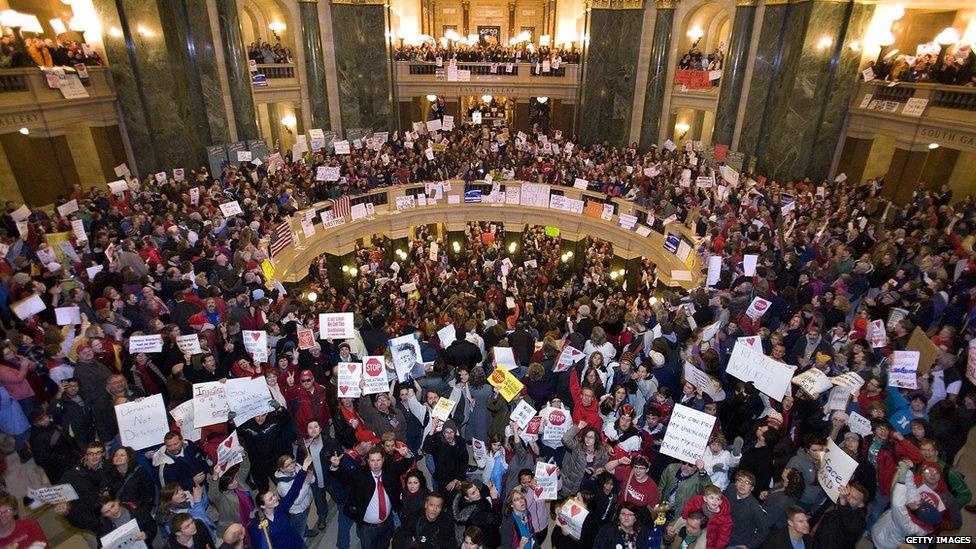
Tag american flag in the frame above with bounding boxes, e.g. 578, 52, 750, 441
329, 196, 351, 221
269, 221, 293, 257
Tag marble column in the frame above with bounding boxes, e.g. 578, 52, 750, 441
579, 7, 646, 146
330, 3, 394, 131
215, 0, 259, 140
757, 0, 875, 182
462, 1, 470, 35
508, 2, 516, 38
736, 0, 788, 159
299, 0, 332, 130
637, 0, 675, 150
712, 0, 756, 147
64, 122, 104, 190
0, 140, 24, 204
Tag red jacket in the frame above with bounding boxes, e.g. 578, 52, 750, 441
569, 370, 603, 430
284, 384, 332, 437
682, 494, 733, 549
864, 436, 924, 498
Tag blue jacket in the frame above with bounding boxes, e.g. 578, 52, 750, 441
248, 468, 307, 549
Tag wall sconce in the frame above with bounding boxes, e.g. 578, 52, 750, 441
481, 94, 493, 102
268, 21, 286, 41
136, 24, 155, 38
935, 27, 960, 67
452, 241, 461, 253
444, 29, 460, 42
817, 36, 833, 50
507, 241, 517, 253
675, 122, 690, 140
536, 96, 549, 104
19, 127, 29, 135
687, 26, 704, 48
280, 114, 296, 134
539, 34, 551, 46
426, 94, 438, 102
928, 142, 939, 150
306, 291, 318, 302
467, 34, 478, 45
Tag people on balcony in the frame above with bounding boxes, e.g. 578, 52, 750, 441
248, 41, 293, 65
866, 45, 976, 87
394, 42, 581, 64
0, 33, 101, 68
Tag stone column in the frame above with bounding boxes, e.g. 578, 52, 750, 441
331, 2, 394, 131
508, 1, 516, 38
0, 140, 24, 204
637, 0, 675, 150
64, 121, 104, 191
299, 0, 332, 130
884, 147, 929, 204
736, 0, 787, 159
215, 0, 259, 140
712, 0, 756, 147
462, 0, 470, 35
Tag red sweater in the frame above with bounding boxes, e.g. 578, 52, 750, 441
569, 370, 603, 429
682, 495, 733, 549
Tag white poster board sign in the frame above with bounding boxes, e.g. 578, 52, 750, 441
219, 201, 243, 217
128, 334, 163, 354
337, 361, 363, 398
242, 330, 269, 363
362, 356, 389, 395
818, 439, 858, 503
534, 461, 558, 500
660, 403, 716, 464
319, 312, 355, 339
192, 381, 228, 428
389, 334, 425, 382
727, 342, 795, 401
889, 350, 920, 389
557, 498, 589, 540
225, 376, 274, 424
510, 400, 537, 430
115, 394, 169, 450
175, 334, 202, 355
431, 397, 457, 423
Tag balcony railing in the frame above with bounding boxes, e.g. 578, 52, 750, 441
0, 66, 113, 105
0, 72, 29, 93
931, 88, 976, 112
398, 61, 577, 81
255, 63, 296, 79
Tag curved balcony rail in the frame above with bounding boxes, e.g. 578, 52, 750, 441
270, 180, 702, 289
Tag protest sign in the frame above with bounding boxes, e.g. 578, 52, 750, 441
320, 312, 355, 339
736, 336, 763, 353
225, 376, 274, 424
192, 381, 228, 428
868, 319, 888, 348
906, 328, 940, 375
534, 461, 558, 500
55, 306, 81, 326
510, 400, 537, 429
175, 334, 202, 355
128, 334, 162, 354
488, 366, 524, 401
727, 342, 795, 401
169, 399, 202, 441
436, 324, 457, 348
827, 385, 852, 411
848, 411, 873, 436
215, 431, 244, 476
30, 484, 79, 505
494, 347, 518, 370
389, 334, 425, 381
792, 368, 832, 396
431, 397, 457, 423
472, 438, 489, 466
818, 439, 858, 503
542, 406, 570, 443
745, 297, 771, 319
554, 346, 584, 372
968, 338, 976, 386
337, 361, 363, 397
362, 356, 389, 394
219, 201, 243, 217
660, 403, 716, 464
889, 350, 920, 389
11, 295, 45, 320
557, 498, 589, 539
115, 394, 169, 450
683, 362, 722, 399
297, 328, 316, 350
242, 330, 268, 363
831, 372, 865, 394
100, 518, 141, 549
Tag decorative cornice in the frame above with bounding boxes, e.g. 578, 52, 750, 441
331, 0, 386, 4
587, 0, 645, 10
737, 0, 758, 6
656, 0, 678, 9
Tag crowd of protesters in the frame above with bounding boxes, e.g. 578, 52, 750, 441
0, 116, 974, 549
867, 44, 976, 86
0, 35, 102, 68
247, 42, 293, 65
394, 41, 581, 64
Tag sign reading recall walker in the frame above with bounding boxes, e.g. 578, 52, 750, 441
727, 342, 795, 401
660, 403, 716, 464
115, 394, 169, 450
319, 313, 355, 339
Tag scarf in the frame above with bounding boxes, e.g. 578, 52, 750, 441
235, 488, 254, 530
668, 468, 694, 504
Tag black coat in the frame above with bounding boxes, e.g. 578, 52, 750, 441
392, 509, 457, 549
811, 504, 866, 549
29, 424, 80, 483
507, 328, 535, 366
62, 461, 112, 531
760, 526, 812, 549
332, 455, 416, 523
97, 503, 157, 547
103, 465, 155, 513
422, 433, 469, 490
443, 339, 483, 370
53, 394, 96, 447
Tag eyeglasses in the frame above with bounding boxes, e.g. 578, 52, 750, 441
300, 379, 313, 383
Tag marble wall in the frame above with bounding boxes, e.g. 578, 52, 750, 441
331, 4, 394, 132
637, 7, 674, 150
93, 0, 233, 173
736, 2, 787, 159
757, 0, 872, 182
579, 9, 645, 146
712, 4, 755, 147
300, 1, 332, 130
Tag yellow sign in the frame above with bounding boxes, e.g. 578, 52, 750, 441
261, 259, 275, 281
488, 366, 524, 402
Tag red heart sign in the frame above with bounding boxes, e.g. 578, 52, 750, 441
557, 516, 567, 526
545, 465, 556, 475
534, 487, 543, 497
570, 504, 581, 517
250, 332, 262, 341
746, 337, 756, 345
223, 437, 234, 448
473, 441, 482, 448
339, 386, 347, 395
347, 363, 357, 373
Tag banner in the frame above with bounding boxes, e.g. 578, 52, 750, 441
660, 403, 716, 464
319, 313, 355, 339
488, 366, 524, 401
115, 394, 169, 450
674, 69, 711, 89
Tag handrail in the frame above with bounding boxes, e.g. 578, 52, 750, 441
271, 180, 701, 289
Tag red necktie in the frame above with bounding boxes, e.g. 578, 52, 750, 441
376, 476, 388, 521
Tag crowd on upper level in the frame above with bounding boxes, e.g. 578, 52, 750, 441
0, 35, 102, 68
247, 42, 294, 66
0, 118, 975, 549
394, 42, 581, 64
868, 46, 976, 86
677, 47, 723, 73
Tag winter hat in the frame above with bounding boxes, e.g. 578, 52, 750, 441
766, 411, 784, 429
913, 502, 942, 527
648, 351, 665, 367
442, 419, 458, 433
578, 304, 591, 318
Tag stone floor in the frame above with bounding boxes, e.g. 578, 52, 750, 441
10, 426, 976, 548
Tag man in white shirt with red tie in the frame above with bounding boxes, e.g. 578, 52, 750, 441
330, 443, 415, 548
